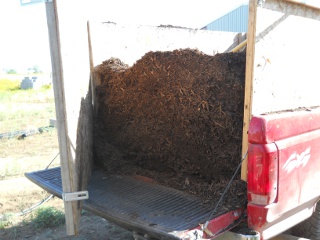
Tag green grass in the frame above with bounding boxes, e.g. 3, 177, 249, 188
0, 159, 21, 180
0, 206, 65, 231
0, 83, 55, 133
0, 79, 20, 91
0, 213, 14, 229
29, 207, 65, 230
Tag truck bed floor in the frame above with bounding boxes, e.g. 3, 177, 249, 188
25, 167, 240, 239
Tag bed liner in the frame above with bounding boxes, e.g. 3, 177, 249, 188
25, 167, 244, 239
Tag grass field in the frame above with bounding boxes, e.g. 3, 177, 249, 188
0, 77, 137, 240
0, 80, 58, 179
0, 82, 65, 238
0, 79, 20, 91
0, 78, 55, 134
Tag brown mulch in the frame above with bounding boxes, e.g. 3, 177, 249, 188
93, 49, 247, 210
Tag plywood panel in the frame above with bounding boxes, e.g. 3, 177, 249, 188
89, 22, 242, 68
252, 1, 320, 114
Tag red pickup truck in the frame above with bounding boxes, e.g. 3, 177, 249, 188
25, 0, 320, 239
26, 107, 320, 239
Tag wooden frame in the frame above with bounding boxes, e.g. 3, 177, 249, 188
241, 0, 320, 180
45, 0, 320, 233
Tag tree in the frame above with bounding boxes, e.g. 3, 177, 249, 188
28, 65, 42, 74
6, 69, 17, 74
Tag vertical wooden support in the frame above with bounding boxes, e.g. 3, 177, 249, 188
241, 0, 257, 181
45, 0, 79, 235
87, 22, 96, 114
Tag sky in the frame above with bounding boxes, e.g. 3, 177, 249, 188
0, 0, 248, 74
0, 1, 49, 73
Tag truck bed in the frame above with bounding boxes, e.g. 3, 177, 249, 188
25, 167, 244, 239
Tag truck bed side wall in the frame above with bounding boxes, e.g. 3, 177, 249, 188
247, 108, 320, 239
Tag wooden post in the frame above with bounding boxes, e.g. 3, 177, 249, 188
241, 0, 257, 181
87, 21, 96, 114
45, 0, 79, 235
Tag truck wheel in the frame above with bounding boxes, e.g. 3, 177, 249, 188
291, 201, 320, 239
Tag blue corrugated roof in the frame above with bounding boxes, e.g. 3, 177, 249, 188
202, 4, 248, 32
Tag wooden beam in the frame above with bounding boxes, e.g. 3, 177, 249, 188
241, 0, 257, 181
284, 0, 320, 11
45, 0, 79, 235
87, 21, 97, 116
265, 0, 320, 19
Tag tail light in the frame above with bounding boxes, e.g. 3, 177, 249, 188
247, 143, 278, 205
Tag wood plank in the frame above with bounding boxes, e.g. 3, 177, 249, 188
241, 0, 257, 181
265, 0, 320, 19
88, 22, 241, 67
87, 21, 98, 116
45, 0, 78, 235
283, 0, 320, 11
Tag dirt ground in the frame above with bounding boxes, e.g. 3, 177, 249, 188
0, 131, 134, 240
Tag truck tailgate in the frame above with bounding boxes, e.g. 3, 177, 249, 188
25, 167, 244, 239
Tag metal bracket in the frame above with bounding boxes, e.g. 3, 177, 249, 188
62, 191, 89, 202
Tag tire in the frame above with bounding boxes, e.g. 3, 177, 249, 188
291, 201, 320, 239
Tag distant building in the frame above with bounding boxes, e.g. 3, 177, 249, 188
20, 77, 39, 90
202, 4, 249, 32
20, 75, 52, 90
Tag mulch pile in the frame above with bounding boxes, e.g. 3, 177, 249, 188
93, 49, 247, 209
